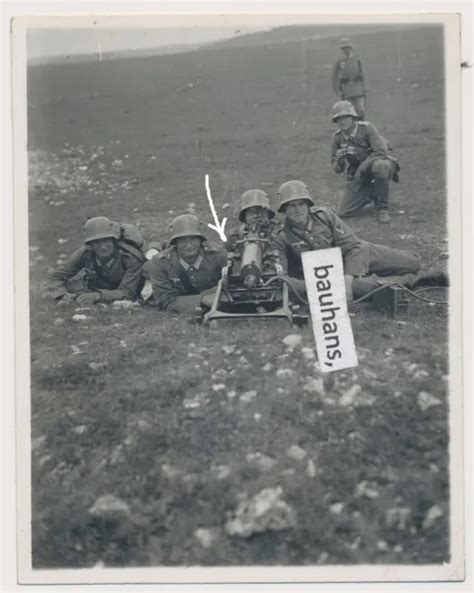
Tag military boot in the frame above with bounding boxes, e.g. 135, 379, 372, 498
378, 210, 390, 224
412, 270, 449, 288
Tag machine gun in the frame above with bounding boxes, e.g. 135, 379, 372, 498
202, 222, 304, 324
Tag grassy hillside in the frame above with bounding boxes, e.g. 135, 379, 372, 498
27, 25, 449, 568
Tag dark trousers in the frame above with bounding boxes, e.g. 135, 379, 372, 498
337, 159, 395, 217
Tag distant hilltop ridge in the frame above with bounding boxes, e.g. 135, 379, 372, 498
28, 23, 441, 65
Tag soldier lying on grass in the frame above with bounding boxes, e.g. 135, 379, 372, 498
144, 214, 228, 313
271, 180, 448, 302
50, 216, 146, 306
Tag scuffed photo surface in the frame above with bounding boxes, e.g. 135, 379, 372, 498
27, 22, 449, 568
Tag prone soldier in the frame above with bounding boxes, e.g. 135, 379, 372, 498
332, 37, 368, 119
271, 180, 447, 301
331, 100, 400, 224
50, 216, 146, 306
145, 214, 227, 313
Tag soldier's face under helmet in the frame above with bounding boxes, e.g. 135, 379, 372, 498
90, 237, 116, 261
244, 206, 271, 226
336, 115, 355, 132
175, 235, 202, 262
341, 45, 352, 57
284, 199, 310, 227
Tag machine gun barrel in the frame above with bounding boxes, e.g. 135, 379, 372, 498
239, 230, 265, 288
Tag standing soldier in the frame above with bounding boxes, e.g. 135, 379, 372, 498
271, 180, 447, 301
146, 214, 227, 313
331, 100, 400, 223
332, 36, 368, 119
226, 189, 277, 251
50, 216, 146, 306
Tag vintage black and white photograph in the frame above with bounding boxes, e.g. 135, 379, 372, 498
11, 11, 464, 584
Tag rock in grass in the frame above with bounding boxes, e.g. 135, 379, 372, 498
194, 528, 218, 548
355, 480, 379, 499
286, 445, 307, 461
422, 504, 444, 529
329, 502, 345, 515
246, 452, 277, 472
339, 384, 362, 407
71, 314, 89, 322
112, 300, 140, 309
303, 376, 325, 396
225, 486, 297, 538
89, 495, 130, 518
72, 425, 87, 435
262, 362, 273, 372
88, 362, 107, 372
240, 390, 257, 403
276, 368, 295, 380
282, 334, 302, 349
306, 459, 317, 478
211, 465, 231, 480
31, 435, 46, 451
385, 507, 411, 530
301, 347, 316, 360
417, 391, 442, 411
54, 317, 65, 326
161, 463, 180, 479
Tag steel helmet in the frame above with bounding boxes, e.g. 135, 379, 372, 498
331, 100, 358, 122
238, 189, 276, 222
169, 214, 206, 245
277, 180, 315, 212
83, 216, 120, 244
339, 36, 353, 49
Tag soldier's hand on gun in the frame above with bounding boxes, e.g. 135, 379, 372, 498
335, 148, 347, 161
76, 292, 101, 306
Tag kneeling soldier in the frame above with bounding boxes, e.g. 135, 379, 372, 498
331, 100, 400, 223
271, 180, 447, 301
226, 189, 277, 251
50, 216, 146, 306
146, 214, 227, 313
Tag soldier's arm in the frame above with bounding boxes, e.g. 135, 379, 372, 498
148, 255, 181, 311
331, 136, 346, 174
366, 122, 388, 157
324, 209, 367, 276
270, 232, 289, 274
50, 246, 86, 300
98, 253, 144, 302
353, 123, 388, 178
224, 226, 242, 252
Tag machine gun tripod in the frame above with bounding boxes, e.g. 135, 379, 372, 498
201, 224, 306, 325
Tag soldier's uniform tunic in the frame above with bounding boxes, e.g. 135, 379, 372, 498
146, 244, 227, 312
271, 207, 421, 298
331, 121, 398, 217
332, 53, 368, 118
50, 242, 145, 302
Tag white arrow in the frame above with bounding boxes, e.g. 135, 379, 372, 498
205, 174, 227, 242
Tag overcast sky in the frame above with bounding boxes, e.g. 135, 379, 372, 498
27, 26, 269, 60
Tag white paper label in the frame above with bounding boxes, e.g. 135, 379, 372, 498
302, 248, 358, 373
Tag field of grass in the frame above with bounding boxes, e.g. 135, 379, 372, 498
27, 25, 450, 568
